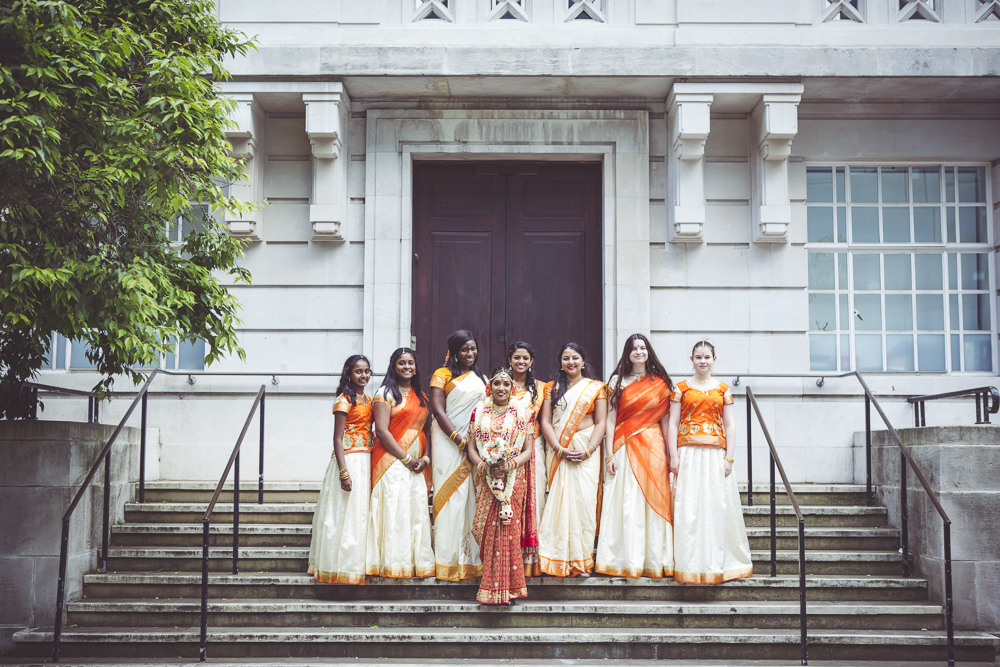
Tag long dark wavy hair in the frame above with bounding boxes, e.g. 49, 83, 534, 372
506, 341, 540, 404
607, 334, 673, 410
380, 347, 427, 407
335, 354, 371, 407
443, 329, 488, 383
549, 342, 598, 408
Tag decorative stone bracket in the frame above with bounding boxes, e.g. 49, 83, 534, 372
751, 93, 801, 244
667, 91, 713, 243
304, 90, 351, 242
224, 94, 264, 242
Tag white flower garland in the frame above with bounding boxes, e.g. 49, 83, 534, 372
474, 397, 527, 524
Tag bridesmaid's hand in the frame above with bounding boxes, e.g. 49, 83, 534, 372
606, 458, 617, 476
413, 458, 428, 474
564, 448, 585, 463
340, 476, 353, 492
724, 459, 733, 477
669, 457, 679, 475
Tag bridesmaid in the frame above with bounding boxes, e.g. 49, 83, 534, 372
428, 330, 487, 581
667, 340, 753, 584
308, 355, 373, 584
537, 342, 607, 577
596, 334, 674, 579
507, 341, 546, 576
366, 348, 435, 579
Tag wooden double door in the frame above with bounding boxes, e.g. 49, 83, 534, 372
412, 162, 603, 381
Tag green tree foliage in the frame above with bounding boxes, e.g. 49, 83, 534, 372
0, 0, 257, 417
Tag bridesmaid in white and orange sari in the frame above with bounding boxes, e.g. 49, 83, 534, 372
537, 342, 607, 577
428, 330, 487, 581
596, 334, 675, 579
507, 341, 546, 576
308, 355, 374, 584
667, 340, 753, 584
366, 348, 435, 579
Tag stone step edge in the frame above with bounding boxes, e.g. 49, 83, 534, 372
81, 573, 928, 587
143, 481, 870, 493
104, 548, 904, 562
65, 599, 945, 615
111, 524, 899, 537
15, 627, 998, 646
124, 503, 889, 515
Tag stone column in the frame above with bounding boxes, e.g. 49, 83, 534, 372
224, 93, 265, 242
750, 93, 801, 244
0, 421, 139, 649
304, 88, 351, 242
666, 90, 713, 243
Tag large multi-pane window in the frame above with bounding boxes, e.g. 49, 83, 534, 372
807, 165, 993, 373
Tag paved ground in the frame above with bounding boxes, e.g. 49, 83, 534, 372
1, 659, 998, 667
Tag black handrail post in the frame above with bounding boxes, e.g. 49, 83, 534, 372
233, 449, 240, 575
746, 394, 753, 506
200, 518, 209, 662
944, 520, 955, 667
32, 386, 39, 420
93, 398, 99, 424
258, 390, 265, 505
865, 394, 872, 507
52, 517, 70, 662
100, 450, 111, 574
139, 393, 148, 504
799, 516, 807, 665
975, 390, 984, 424
770, 450, 777, 578
88, 396, 95, 423
900, 451, 909, 578
919, 401, 926, 427
982, 390, 991, 425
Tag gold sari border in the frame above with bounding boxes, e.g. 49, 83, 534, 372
673, 567, 754, 585
678, 434, 726, 448
432, 459, 473, 521
435, 562, 483, 581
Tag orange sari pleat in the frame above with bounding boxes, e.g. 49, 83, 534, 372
613, 377, 672, 523
371, 391, 430, 490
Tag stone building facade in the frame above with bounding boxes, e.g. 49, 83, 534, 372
38, 0, 1000, 484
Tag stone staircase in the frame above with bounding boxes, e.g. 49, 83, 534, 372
13, 482, 999, 662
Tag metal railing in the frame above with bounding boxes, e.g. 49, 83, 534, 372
908, 385, 999, 427
44, 369, 339, 662
745, 387, 807, 666
18, 381, 99, 423
50, 369, 159, 662
199, 385, 266, 662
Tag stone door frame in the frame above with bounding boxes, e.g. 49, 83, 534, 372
363, 109, 650, 375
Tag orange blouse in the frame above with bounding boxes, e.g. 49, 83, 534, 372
332, 393, 374, 453
670, 380, 734, 449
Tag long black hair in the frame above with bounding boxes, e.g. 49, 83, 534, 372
443, 329, 488, 383
335, 354, 371, 407
380, 347, 427, 407
506, 340, 540, 404
549, 342, 598, 408
607, 333, 673, 410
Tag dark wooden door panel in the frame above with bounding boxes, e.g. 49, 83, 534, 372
412, 162, 601, 383
507, 164, 603, 378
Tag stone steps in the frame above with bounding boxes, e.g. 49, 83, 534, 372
110, 523, 901, 551
65, 598, 945, 631
15, 482, 994, 662
141, 481, 872, 507
80, 573, 930, 602
14, 626, 998, 662
124, 502, 889, 528
102, 546, 903, 576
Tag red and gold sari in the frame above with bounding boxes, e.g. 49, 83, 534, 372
470, 400, 535, 604
595, 376, 674, 578
365, 387, 435, 578
511, 380, 545, 576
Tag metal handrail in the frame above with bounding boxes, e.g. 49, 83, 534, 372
908, 386, 999, 426
199, 385, 266, 662
17, 381, 99, 423
745, 387, 807, 666
51, 369, 159, 662
851, 372, 955, 667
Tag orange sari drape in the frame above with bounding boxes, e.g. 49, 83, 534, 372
612, 376, 672, 523
371, 390, 431, 490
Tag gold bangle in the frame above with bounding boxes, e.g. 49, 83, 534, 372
724, 455, 735, 463
421, 455, 431, 466
401, 453, 413, 464
449, 429, 460, 443
458, 437, 467, 451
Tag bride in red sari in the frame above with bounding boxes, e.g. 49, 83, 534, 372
466, 367, 537, 605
